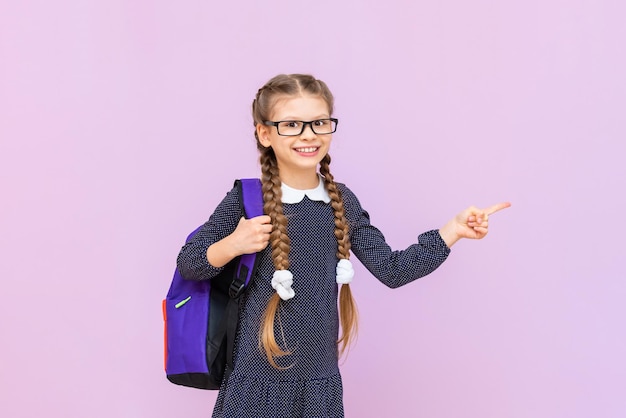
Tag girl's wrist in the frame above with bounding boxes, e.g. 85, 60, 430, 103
439, 221, 460, 249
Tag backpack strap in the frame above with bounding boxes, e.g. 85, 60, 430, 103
224, 178, 263, 378
228, 178, 264, 299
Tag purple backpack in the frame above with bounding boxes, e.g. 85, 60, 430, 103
162, 179, 264, 389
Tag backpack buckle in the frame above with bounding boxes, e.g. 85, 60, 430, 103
228, 263, 250, 299
229, 281, 245, 299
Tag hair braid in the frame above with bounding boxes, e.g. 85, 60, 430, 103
261, 152, 290, 271
319, 154, 359, 355
259, 149, 292, 369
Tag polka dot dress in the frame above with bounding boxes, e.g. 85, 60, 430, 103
177, 183, 450, 418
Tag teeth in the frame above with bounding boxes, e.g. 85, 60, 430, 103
295, 147, 318, 153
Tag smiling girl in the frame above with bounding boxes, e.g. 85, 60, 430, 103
177, 74, 510, 417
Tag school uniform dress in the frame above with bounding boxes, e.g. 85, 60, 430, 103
177, 177, 450, 418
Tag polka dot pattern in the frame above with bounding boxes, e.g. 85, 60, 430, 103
177, 182, 450, 417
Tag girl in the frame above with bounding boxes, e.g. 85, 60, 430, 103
177, 74, 510, 417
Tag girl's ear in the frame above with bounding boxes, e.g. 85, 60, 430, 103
257, 123, 272, 148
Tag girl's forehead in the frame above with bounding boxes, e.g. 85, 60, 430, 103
270, 95, 330, 120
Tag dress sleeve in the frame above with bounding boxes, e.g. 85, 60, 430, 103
176, 185, 241, 281
339, 184, 451, 289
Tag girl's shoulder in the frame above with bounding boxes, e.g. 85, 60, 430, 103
336, 182, 356, 198
207, 182, 242, 219
335, 182, 366, 215
336, 181, 363, 199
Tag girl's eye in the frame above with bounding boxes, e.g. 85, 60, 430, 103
313, 119, 328, 127
280, 121, 301, 128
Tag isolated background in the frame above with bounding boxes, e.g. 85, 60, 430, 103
1, 1, 625, 417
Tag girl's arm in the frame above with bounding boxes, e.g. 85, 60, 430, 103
340, 184, 450, 288
177, 186, 270, 281
340, 185, 509, 288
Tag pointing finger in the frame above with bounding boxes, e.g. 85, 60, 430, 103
484, 202, 511, 216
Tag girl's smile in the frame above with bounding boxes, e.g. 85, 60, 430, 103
294, 146, 320, 155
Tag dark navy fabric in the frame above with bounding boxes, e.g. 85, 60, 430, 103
177, 183, 451, 418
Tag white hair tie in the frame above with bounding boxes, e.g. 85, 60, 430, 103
336, 259, 354, 284
272, 269, 295, 300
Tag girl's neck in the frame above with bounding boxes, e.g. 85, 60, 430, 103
279, 170, 319, 190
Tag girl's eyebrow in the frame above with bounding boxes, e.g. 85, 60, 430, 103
278, 114, 330, 120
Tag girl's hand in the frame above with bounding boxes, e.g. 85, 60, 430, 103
207, 215, 272, 267
439, 202, 511, 248
229, 215, 273, 255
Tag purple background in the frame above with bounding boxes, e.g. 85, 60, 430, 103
1, 1, 625, 417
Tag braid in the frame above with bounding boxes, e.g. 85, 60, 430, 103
319, 154, 351, 259
259, 149, 293, 369
319, 154, 359, 356
261, 151, 291, 270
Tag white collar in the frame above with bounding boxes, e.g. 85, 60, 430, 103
281, 175, 331, 204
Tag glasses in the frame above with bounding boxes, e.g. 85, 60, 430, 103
263, 118, 338, 136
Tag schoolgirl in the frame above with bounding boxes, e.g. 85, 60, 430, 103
177, 73, 510, 417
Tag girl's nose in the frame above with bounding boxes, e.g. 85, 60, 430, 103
300, 123, 316, 139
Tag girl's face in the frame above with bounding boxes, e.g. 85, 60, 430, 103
257, 94, 332, 189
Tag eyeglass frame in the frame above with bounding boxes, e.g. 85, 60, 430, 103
263, 118, 339, 136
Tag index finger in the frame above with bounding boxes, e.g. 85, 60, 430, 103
251, 215, 272, 224
484, 202, 511, 216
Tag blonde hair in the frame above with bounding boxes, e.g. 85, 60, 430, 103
252, 74, 358, 368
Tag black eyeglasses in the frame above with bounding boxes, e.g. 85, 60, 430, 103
263, 118, 338, 136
